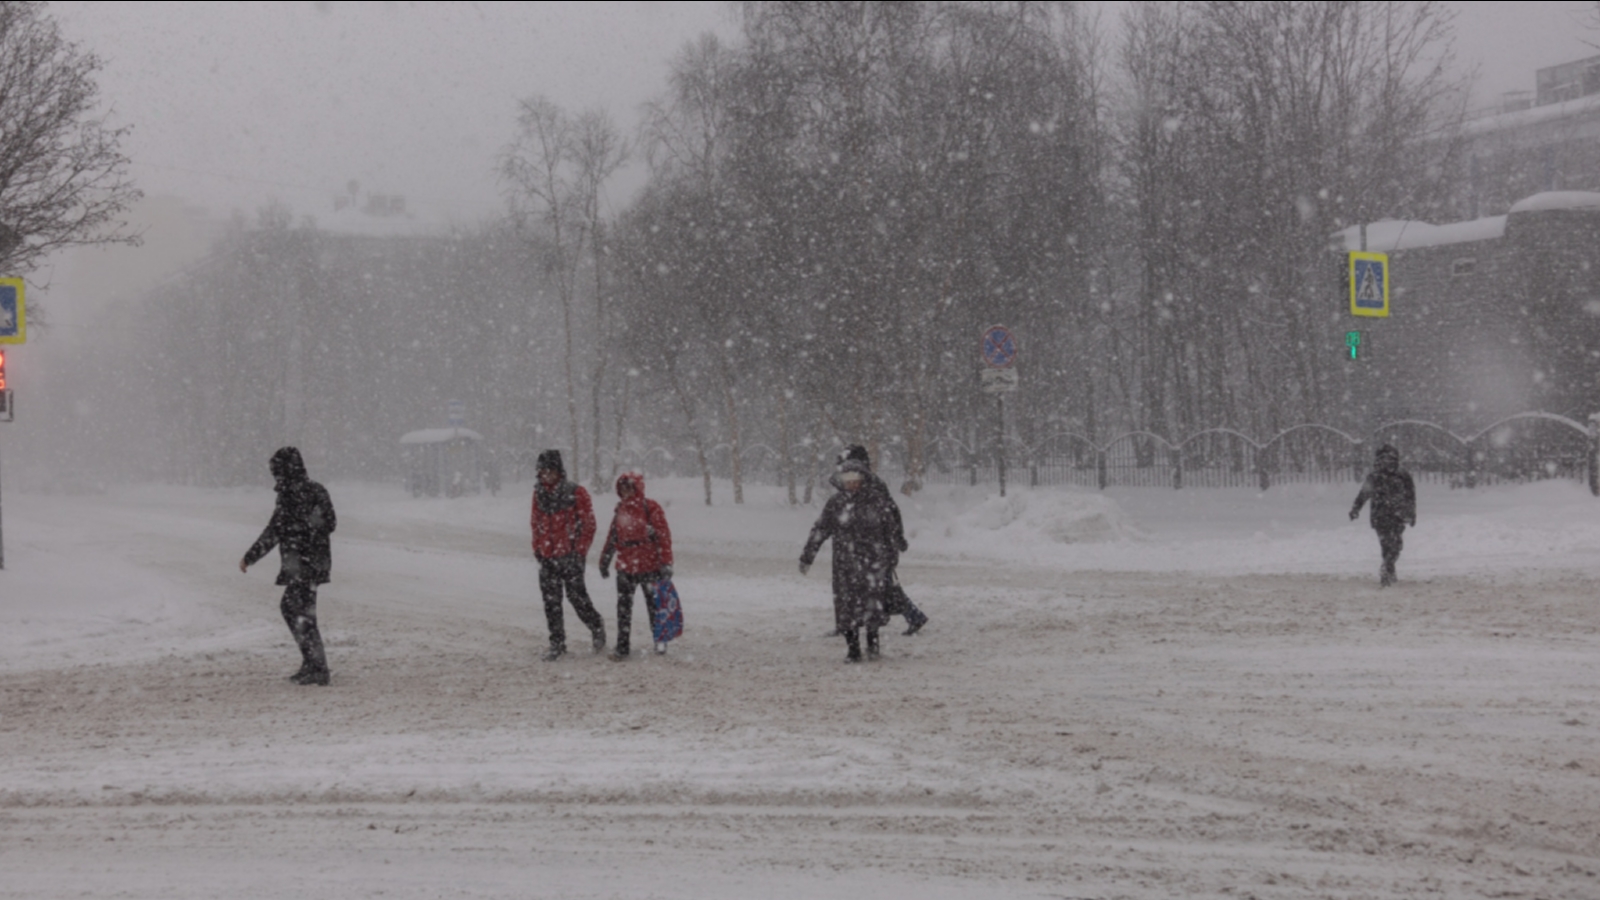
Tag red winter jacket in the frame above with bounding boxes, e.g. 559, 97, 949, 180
530, 480, 596, 560
599, 472, 673, 575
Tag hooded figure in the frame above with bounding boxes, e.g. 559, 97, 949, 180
598, 471, 674, 658
241, 447, 336, 685
800, 453, 908, 661
529, 449, 605, 660
1350, 443, 1417, 586
830, 445, 927, 636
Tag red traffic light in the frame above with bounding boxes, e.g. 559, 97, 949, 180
0, 349, 7, 390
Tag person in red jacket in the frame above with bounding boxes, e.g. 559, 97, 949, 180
529, 449, 605, 660
598, 471, 674, 658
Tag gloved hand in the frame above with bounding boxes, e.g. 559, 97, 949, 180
1349, 509, 1359, 521
659, 565, 673, 580
1409, 517, 1417, 527
798, 560, 810, 575
599, 563, 610, 579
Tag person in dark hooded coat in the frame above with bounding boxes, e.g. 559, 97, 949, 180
598, 471, 674, 659
800, 449, 908, 662
240, 447, 336, 685
529, 449, 605, 660
1350, 443, 1417, 586
839, 445, 928, 636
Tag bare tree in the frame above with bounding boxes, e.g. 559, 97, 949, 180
0, 1, 141, 274
502, 98, 630, 486
640, 34, 757, 503
571, 111, 628, 491
502, 97, 587, 480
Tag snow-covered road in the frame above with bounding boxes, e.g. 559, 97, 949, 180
3, 479, 1599, 898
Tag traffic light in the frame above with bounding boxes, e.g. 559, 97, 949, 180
1345, 331, 1362, 361
0, 348, 6, 389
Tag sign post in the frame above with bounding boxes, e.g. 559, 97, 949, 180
0, 277, 22, 571
980, 325, 1018, 497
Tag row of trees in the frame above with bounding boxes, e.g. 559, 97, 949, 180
113, 208, 565, 485
586, 1, 1466, 497
88, 1, 1471, 498
1115, 1, 1463, 444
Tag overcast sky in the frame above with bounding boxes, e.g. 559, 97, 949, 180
50, 1, 736, 229
45, 0, 1600, 231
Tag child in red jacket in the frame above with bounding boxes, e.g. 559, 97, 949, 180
598, 471, 674, 658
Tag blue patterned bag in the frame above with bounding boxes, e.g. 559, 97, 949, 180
651, 578, 683, 644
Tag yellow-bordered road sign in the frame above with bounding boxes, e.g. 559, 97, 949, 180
0, 278, 24, 343
1348, 252, 1389, 318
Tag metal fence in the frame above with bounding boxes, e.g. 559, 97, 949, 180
601, 411, 1598, 496
914, 412, 1598, 493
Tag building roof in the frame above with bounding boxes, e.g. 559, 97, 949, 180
1332, 192, 1600, 252
1507, 190, 1600, 213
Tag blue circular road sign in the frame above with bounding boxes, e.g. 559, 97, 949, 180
981, 325, 1017, 368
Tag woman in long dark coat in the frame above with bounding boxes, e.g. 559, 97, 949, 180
799, 456, 906, 662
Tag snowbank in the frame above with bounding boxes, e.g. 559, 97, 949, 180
919, 484, 1144, 546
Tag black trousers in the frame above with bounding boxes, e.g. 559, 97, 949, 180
281, 582, 328, 674
1377, 525, 1405, 572
614, 571, 662, 655
539, 556, 604, 650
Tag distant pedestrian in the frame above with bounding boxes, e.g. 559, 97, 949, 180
240, 447, 336, 686
800, 447, 911, 662
1350, 443, 1417, 586
530, 449, 605, 660
598, 472, 674, 659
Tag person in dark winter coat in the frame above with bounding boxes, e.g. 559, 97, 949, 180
800, 452, 908, 662
836, 445, 928, 636
240, 447, 336, 685
1350, 443, 1417, 586
530, 449, 605, 660
598, 471, 674, 659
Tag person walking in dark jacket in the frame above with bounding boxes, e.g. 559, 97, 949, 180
240, 447, 336, 685
598, 471, 674, 659
800, 452, 908, 662
530, 449, 605, 660
1350, 443, 1417, 586
839, 446, 928, 636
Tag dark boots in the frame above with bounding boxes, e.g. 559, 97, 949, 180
844, 628, 881, 662
902, 605, 928, 636
844, 629, 862, 662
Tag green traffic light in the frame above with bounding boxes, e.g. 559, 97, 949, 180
1345, 330, 1361, 361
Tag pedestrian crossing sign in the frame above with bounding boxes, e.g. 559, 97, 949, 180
1348, 252, 1389, 318
0, 277, 24, 343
